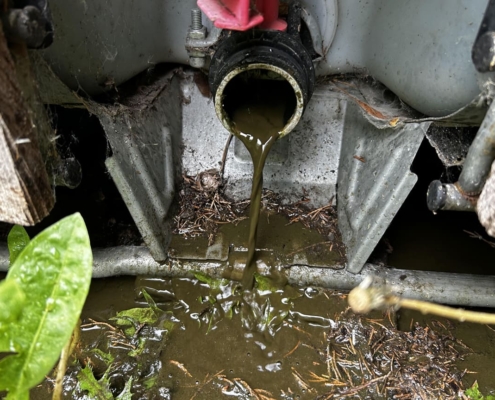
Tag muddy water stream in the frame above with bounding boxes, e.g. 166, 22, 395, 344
228, 77, 291, 289
232, 106, 281, 289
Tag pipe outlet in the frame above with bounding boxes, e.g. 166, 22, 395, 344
208, 24, 315, 138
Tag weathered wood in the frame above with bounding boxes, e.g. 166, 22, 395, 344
0, 22, 54, 225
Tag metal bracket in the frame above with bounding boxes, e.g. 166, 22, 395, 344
337, 103, 429, 273
91, 73, 182, 262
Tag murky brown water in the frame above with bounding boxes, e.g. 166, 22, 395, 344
29, 275, 347, 399
29, 271, 495, 399
228, 74, 293, 289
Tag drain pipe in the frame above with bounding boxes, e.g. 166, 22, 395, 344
208, 3, 315, 138
2, 244, 495, 308
427, 99, 495, 212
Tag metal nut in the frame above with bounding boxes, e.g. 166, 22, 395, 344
188, 26, 207, 40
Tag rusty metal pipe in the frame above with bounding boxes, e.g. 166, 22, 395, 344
428, 99, 495, 212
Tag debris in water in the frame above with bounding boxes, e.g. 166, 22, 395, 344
174, 170, 247, 244
169, 360, 193, 378
316, 312, 469, 399
219, 375, 276, 400
33, 277, 476, 399
174, 170, 343, 253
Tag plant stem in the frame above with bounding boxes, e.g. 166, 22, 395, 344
397, 297, 495, 325
348, 281, 495, 325
52, 320, 80, 400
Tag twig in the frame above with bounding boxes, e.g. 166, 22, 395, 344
399, 298, 495, 325
283, 322, 312, 337
326, 344, 332, 380
464, 230, 495, 248
81, 318, 116, 331
52, 320, 80, 400
291, 367, 315, 393
190, 370, 224, 400
307, 204, 333, 220
283, 340, 301, 358
349, 276, 495, 324
233, 378, 260, 399
332, 350, 343, 381
170, 360, 193, 378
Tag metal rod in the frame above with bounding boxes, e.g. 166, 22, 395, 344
458, 99, 495, 196
427, 99, 495, 212
427, 180, 475, 212
1, 245, 494, 308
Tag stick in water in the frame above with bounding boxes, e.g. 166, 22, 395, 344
52, 320, 81, 400
348, 276, 495, 325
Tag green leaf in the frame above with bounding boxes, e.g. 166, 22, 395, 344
116, 376, 133, 399
7, 225, 30, 265
466, 381, 482, 400
254, 273, 278, 293
128, 337, 147, 357
90, 348, 114, 366
6, 390, 29, 400
254, 273, 301, 300
0, 213, 93, 399
111, 290, 176, 337
193, 271, 228, 289
77, 365, 113, 399
0, 279, 25, 328
141, 288, 160, 312
111, 307, 159, 336
0, 280, 26, 351
143, 374, 158, 390
466, 381, 495, 400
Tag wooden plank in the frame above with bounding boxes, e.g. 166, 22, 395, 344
0, 23, 54, 225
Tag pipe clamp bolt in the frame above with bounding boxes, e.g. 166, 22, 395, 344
187, 8, 207, 68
